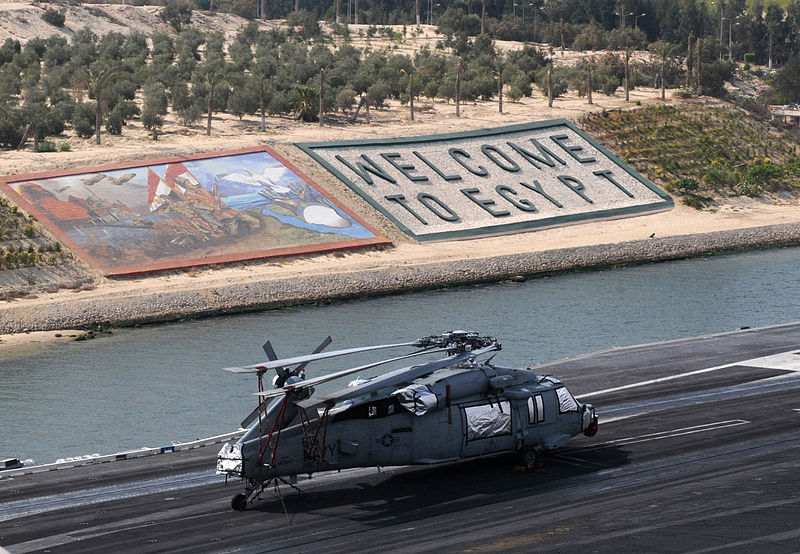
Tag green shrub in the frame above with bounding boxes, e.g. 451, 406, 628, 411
58, 141, 70, 152
71, 102, 95, 139
105, 101, 140, 135
744, 52, 756, 64
703, 167, 733, 188
160, 4, 192, 32
286, 10, 321, 39
436, 7, 481, 37
666, 177, 700, 194
700, 60, 735, 98
535, 67, 568, 99
732, 179, 763, 197
785, 158, 800, 176
41, 9, 65, 28
682, 196, 705, 209
571, 23, 608, 51
607, 27, 648, 50
598, 74, 620, 95
335, 87, 356, 113
35, 140, 57, 152
747, 160, 783, 182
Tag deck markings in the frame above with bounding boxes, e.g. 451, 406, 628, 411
601, 420, 749, 447
581, 349, 800, 399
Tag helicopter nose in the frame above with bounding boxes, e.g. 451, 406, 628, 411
581, 405, 598, 436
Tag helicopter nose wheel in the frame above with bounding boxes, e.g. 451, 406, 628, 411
521, 448, 537, 471
231, 493, 248, 511
584, 417, 599, 437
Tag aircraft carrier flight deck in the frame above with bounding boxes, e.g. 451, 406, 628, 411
2, 322, 800, 553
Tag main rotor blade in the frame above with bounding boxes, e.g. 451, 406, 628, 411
240, 404, 263, 429
254, 347, 447, 399
296, 343, 500, 410
239, 337, 328, 427
262, 340, 278, 361
224, 340, 420, 373
294, 335, 332, 374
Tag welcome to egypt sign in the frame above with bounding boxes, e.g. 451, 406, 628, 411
297, 120, 673, 241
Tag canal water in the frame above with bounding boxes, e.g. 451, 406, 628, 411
2, 246, 799, 464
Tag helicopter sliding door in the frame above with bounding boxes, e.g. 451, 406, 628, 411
366, 405, 413, 466
460, 400, 514, 458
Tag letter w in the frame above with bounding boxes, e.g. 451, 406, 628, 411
335, 154, 397, 185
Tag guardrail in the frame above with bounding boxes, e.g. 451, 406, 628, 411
0, 429, 246, 478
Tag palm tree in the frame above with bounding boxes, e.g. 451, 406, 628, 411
87, 66, 118, 145
649, 40, 677, 101
623, 47, 634, 102
496, 54, 504, 113
765, 4, 784, 69
400, 67, 420, 121
293, 85, 317, 122
319, 68, 326, 126
586, 58, 595, 105
455, 58, 466, 117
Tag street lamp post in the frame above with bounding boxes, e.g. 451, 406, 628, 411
613, 2, 634, 28
728, 15, 740, 61
634, 12, 645, 29
540, 5, 552, 44
514, 2, 518, 19
426, 0, 440, 25
615, 9, 634, 27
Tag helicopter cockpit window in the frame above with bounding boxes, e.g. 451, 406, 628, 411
556, 387, 579, 413
527, 394, 545, 424
332, 397, 399, 422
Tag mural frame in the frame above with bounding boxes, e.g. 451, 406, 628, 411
0, 146, 390, 276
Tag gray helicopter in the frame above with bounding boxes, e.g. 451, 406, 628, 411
217, 331, 598, 511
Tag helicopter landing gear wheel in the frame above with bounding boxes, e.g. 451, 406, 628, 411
521, 448, 537, 471
584, 417, 599, 437
231, 493, 248, 511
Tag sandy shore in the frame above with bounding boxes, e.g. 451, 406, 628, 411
0, 330, 86, 348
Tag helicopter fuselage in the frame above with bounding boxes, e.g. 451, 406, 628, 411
219, 364, 596, 486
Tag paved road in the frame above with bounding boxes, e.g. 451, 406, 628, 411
2, 323, 800, 553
